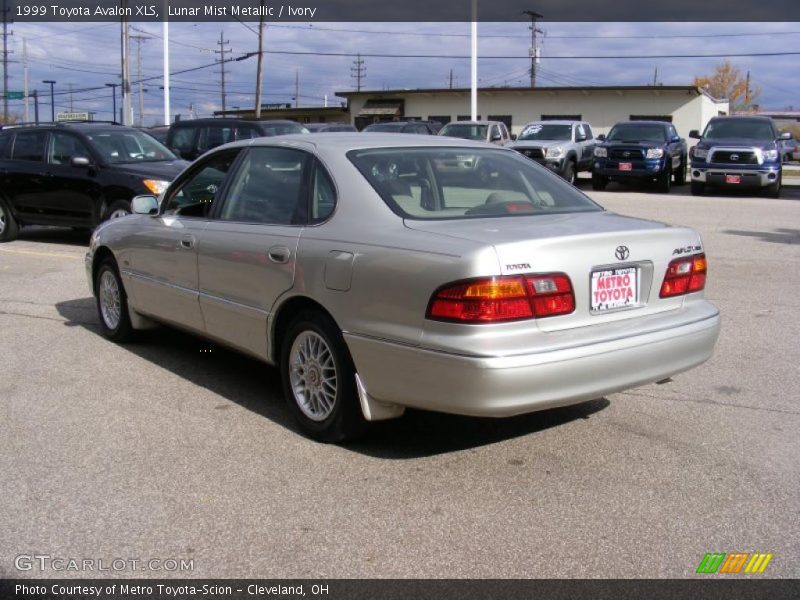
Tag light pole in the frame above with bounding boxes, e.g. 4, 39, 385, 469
105, 83, 119, 122
42, 80, 56, 121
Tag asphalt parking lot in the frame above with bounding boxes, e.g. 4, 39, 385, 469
1, 182, 798, 579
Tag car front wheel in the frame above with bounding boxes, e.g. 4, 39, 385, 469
105, 200, 131, 221
281, 311, 367, 443
657, 164, 672, 193
591, 174, 608, 191
95, 258, 134, 342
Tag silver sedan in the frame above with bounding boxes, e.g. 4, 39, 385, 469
86, 134, 721, 442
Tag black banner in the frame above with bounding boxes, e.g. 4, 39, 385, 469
6, 0, 800, 22
2, 579, 800, 600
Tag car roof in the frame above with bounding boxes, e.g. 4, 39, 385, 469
522, 120, 580, 126
170, 118, 300, 127
614, 120, 670, 127
443, 121, 498, 125
1, 122, 138, 134
216, 132, 498, 152
708, 115, 773, 122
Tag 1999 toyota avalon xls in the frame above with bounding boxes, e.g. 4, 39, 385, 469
86, 134, 720, 442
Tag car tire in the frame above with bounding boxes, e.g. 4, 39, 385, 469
674, 155, 687, 185
104, 199, 131, 221
562, 160, 576, 185
95, 258, 135, 342
281, 310, 368, 443
765, 174, 782, 199
591, 174, 608, 191
657, 164, 672, 193
691, 182, 705, 196
0, 196, 20, 243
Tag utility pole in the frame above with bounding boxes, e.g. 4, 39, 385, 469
22, 37, 29, 121
130, 34, 148, 125
351, 54, 366, 91
293, 69, 299, 108
215, 30, 230, 113
42, 79, 55, 121
68, 82, 74, 111
120, 0, 132, 125
745, 70, 751, 110
652, 66, 658, 86
31, 89, 38, 123
523, 10, 543, 88
449, 69, 453, 90
106, 83, 118, 122
254, 1, 265, 118
2, 0, 14, 123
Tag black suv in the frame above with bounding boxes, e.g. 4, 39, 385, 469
165, 118, 309, 161
0, 122, 188, 242
362, 121, 442, 134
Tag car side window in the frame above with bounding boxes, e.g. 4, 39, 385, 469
584, 124, 594, 140
170, 127, 194, 150
218, 147, 309, 225
0, 132, 11, 158
576, 124, 586, 140
11, 131, 47, 162
48, 132, 92, 165
198, 126, 233, 153
311, 161, 336, 224
163, 151, 240, 218
234, 125, 261, 141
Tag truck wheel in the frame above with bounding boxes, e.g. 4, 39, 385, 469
765, 175, 782, 199
657, 164, 672, 193
562, 160, 576, 185
591, 174, 608, 191
691, 182, 705, 196
0, 196, 20, 243
674, 155, 687, 185
104, 199, 131, 221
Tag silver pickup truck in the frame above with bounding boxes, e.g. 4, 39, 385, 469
507, 120, 597, 185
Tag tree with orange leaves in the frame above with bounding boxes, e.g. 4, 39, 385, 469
693, 61, 761, 111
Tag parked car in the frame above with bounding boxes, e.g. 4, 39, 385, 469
438, 120, 511, 146
593, 121, 687, 193
507, 120, 596, 184
689, 116, 788, 198
362, 121, 440, 134
86, 133, 720, 442
142, 125, 169, 143
779, 136, 797, 162
304, 123, 358, 133
165, 118, 309, 161
0, 122, 188, 241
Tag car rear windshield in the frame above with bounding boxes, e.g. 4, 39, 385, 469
702, 119, 774, 141
440, 124, 488, 141
348, 147, 602, 221
363, 123, 405, 132
260, 122, 310, 136
86, 129, 177, 163
517, 124, 571, 141
607, 124, 666, 143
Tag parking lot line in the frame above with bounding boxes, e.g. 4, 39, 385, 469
0, 247, 82, 260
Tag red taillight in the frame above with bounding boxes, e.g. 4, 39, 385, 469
660, 253, 707, 298
428, 273, 575, 323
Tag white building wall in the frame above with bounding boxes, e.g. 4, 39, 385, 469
347, 89, 729, 139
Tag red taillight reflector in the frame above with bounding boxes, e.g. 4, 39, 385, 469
660, 253, 707, 298
428, 273, 574, 323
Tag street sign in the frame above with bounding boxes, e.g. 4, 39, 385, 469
6, 91, 24, 100
56, 112, 91, 122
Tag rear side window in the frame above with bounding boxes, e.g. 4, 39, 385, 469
311, 162, 336, 223
198, 126, 233, 152
12, 131, 47, 162
169, 127, 196, 154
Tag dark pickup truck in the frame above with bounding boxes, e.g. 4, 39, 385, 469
592, 120, 687, 193
689, 115, 787, 198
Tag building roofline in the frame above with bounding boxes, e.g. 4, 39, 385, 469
336, 85, 709, 97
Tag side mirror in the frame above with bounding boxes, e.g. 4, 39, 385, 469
779, 131, 792, 140
491, 134, 502, 142
131, 195, 159, 215
689, 130, 701, 139
510, 134, 517, 141
71, 156, 91, 167
596, 134, 606, 141
576, 134, 587, 142
671, 135, 682, 143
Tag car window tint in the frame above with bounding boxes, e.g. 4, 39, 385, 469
48, 132, 92, 165
198, 126, 233, 152
11, 131, 47, 162
234, 125, 261, 141
584, 124, 594, 140
349, 147, 601, 221
169, 127, 195, 153
311, 162, 336, 223
219, 147, 309, 225
163, 151, 239, 217
576, 124, 586, 139
0, 133, 11, 158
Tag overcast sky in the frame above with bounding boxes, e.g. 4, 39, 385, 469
4, 21, 799, 125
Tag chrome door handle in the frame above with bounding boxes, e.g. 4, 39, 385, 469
180, 235, 195, 249
268, 246, 291, 264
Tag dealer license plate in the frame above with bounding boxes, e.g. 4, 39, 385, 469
591, 267, 639, 312
619, 162, 633, 171
726, 174, 741, 184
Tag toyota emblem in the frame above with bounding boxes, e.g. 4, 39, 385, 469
730, 154, 739, 161
615, 245, 630, 261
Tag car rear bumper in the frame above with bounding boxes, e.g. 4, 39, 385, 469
345, 301, 720, 418
691, 165, 780, 187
